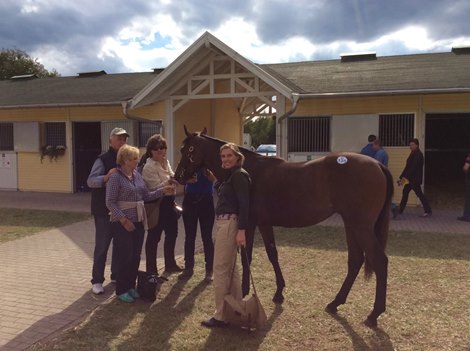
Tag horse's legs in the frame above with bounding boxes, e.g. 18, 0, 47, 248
363, 242, 388, 328
326, 230, 364, 314
332, 223, 388, 328
259, 224, 285, 304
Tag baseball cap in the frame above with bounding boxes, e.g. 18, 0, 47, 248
110, 127, 129, 138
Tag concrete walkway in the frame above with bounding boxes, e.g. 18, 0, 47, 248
0, 190, 469, 350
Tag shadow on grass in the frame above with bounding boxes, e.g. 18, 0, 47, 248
117, 278, 211, 350
254, 225, 470, 261
329, 312, 395, 351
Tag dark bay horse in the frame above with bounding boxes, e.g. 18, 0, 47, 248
175, 127, 393, 327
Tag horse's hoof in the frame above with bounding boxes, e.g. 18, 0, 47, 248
325, 303, 338, 314
272, 292, 284, 304
364, 317, 378, 328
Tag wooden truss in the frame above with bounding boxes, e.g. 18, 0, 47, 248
170, 53, 278, 120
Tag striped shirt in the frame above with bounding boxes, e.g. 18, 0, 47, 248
106, 167, 164, 222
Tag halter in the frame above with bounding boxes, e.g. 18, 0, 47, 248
176, 145, 197, 182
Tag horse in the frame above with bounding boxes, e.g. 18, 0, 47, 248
174, 127, 393, 327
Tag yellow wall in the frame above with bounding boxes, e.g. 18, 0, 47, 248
289, 93, 470, 206
213, 98, 241, 143
173, 98, 241, 154
1, 104, 133, 193
18, 152, 70, 192
3, 92, 470, 194
174, 99, 212, 155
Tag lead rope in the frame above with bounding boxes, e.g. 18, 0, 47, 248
227, 247, 257, 296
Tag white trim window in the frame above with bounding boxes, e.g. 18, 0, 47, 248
379, 113, 414, 147
288, 116, 330, 152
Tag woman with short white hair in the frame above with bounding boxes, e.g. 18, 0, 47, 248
106, 144, 175, 303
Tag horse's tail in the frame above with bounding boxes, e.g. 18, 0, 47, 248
365, 163, 393, 279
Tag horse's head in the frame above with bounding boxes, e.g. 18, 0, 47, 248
174, 126, 209, 184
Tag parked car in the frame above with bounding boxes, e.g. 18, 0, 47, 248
256, 144, 277, 157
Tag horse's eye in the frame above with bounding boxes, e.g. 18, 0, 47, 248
189, 146, 194, 152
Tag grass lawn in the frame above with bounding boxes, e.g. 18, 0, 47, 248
30, 226, 470, 351
0, 208, 90, 243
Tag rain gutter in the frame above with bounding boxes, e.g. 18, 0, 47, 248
121, 100, 155, 123
277, 87, 470, 124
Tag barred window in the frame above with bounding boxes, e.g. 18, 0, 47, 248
139, 121, 162, 147
0, 123, 14, 151
379, 114, 414, 146
288, 117, 330, 152
44, 122, 66, 146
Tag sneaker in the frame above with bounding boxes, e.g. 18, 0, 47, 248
420, 212, 432, 218
92, 283, 104, 295
118, 292, 135, 303
128, 289, 140, 299
201, 317, 228, 328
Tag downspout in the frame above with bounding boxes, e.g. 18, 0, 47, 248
277, 92, 300, 124
276, 93, 300, 160
121, 100, 155, 123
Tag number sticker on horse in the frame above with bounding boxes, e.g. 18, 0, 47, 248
337, 156, 348, 164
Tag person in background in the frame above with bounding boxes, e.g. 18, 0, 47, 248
180, 167, 216, 281
106, 145, 175, 303
87, 127, 128, 295
458, 152, 470, 222
201, 143, 251, 328
360, 134, 377, 158
142, 134, 183, 279
372, 139, 398, 219
372, 139, 389, 166
398, 138, 432, 217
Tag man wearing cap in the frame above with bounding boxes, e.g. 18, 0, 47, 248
87, 127, 129, 294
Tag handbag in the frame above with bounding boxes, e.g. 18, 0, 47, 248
223, 247, 267, 330
137, 270, 158, 302
145, 198, 162, 230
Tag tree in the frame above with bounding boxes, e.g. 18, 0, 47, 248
244, 117, 276, 148
0, 48, 59, 80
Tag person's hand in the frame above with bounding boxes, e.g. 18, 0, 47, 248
236, 229, 246, 247
162, 184, 176, 195
204, 168, 217, 182
168, 178, 180, 186
104, 168, 117, 183
187, 174, 198, 184
120, 217, 135, 232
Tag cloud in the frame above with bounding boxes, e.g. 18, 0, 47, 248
1, 0, 470, 76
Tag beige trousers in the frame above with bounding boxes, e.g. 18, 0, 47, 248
213, 217, 242, 321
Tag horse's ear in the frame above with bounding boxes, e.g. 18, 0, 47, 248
184, 125, 190, 137
201, 127, 207, 135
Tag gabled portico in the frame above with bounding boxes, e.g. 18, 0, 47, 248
124, 31, 295, 164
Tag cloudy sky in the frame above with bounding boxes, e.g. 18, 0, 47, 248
1, 0, 469, 77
